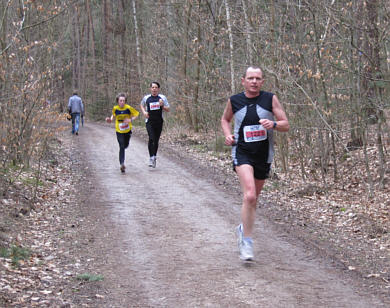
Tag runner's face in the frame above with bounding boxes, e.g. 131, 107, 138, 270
242, 68, 264, 96
150, 84, 160, 96
118, 97, 126, 107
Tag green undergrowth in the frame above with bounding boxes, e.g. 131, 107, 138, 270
76, 273, 104, 282
0, 245, 31, 267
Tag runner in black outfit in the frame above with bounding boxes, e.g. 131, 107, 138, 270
140, 82, 170, 168
221, 66, 289, 261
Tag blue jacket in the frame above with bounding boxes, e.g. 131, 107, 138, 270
68, 95, 84, 115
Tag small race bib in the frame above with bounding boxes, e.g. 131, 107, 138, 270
149, 102, 160, 111
119, 122, 129, 131
243, 125, 267, 142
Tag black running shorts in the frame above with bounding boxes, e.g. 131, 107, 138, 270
233, 150, 271, 180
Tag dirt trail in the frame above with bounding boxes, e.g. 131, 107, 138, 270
69, 122, 385, 307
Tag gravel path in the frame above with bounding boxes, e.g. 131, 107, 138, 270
64, 122, 386, 307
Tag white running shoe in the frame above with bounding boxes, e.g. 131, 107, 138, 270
148, 157, 154, 167
236, 224, 243, 247
120, 164, 126, 173
236, 224, 254, 261
152, 157, 156, 168
240, 239, 254, 261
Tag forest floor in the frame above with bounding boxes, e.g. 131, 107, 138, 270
0, 121, 389, 307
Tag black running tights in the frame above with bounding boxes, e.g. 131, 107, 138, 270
146, 120, 163, 157
116, 131, 132, 165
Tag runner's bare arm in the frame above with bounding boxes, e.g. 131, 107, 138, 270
159, 99, 170, 112
259, 95, 289, 131
140, 103, 149, 118
105, 115, 114, 123
221, 99, 235, 146
125, 114, 138, 123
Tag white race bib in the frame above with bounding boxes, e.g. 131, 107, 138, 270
119, 122, 129, 131
149, 102, 160, 111
243, 125, 267, 142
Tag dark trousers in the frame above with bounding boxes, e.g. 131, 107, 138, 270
146, 120, 163, 157
116, 131, 132, 165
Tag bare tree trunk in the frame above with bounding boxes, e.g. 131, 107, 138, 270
81, 6, 89, 101
71, 5, 81, 90
192, 0, 202, 132
0, 0, 9, 98
180, 0, 193, 127
269, 0, 277, 67
269, 0, 290, 174
102, 0, 110, 103
75, 7, 81, 91
348, 1, 364, 149
132, 0, 142, 97
224, 0, 235, 93
0, 1, 7, 51
295, 134, 308, 182
317, 128, 327, 186
310, 5, 337, 184
362, 129, 374, 197
366, 0, 386, 189
331, 131, 338, 182
0, 0, 9, 144
241, 0, 253, 64
86, 0, 97, 107
119, 0, 127, 90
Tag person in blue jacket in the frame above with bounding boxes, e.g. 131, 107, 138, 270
68, 91, 84, 135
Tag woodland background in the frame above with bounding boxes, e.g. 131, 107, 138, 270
1, 1, 390, 304
1, 1, 389, 211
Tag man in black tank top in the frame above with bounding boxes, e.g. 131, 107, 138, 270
221, 66, 289, 261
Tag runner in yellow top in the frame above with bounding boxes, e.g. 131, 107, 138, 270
106, 93, 139, 173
